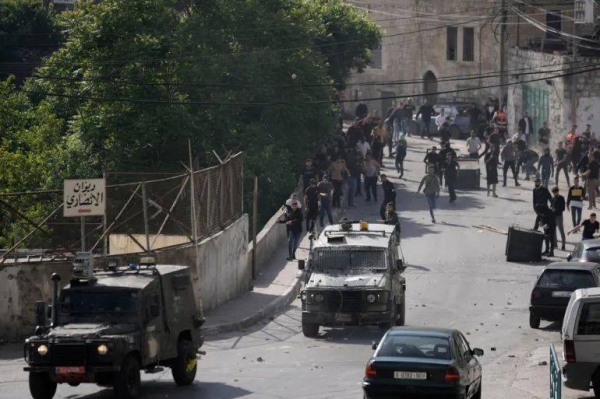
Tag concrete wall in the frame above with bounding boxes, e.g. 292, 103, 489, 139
0, 215, 250, 341
154, 215, 250, 313
0, 261, 74, 340
248, 209, 286, 274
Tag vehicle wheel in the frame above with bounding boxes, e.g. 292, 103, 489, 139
302, 322, 319, 337
29, 372, 57, 399
395, 301, 405, 326
172, 340, 197, 386
473, 380, 482, 399
68, 382, 80, 387
593, 372, 600, 398
529, 312, 541, 329
113, 355, 141, 399
450, 125, 461, 139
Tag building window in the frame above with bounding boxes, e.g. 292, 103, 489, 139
463, 27, 474, 62
546, 11, 562, 39
447, 27, 457, 61
371, 41, 382, 69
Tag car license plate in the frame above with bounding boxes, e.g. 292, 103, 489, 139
335, 313, 352, 322
394, 371, 427, 380
55, 366, 85, 374
552, 291, 572, 298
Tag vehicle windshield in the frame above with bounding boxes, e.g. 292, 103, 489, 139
583, 247, 600, 262
58, 289, 140, 324
538, 270, 595, 289
312, 248, 387, 272
377, 335, 452, 360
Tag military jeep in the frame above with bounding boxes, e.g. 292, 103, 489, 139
23, 257, 204, 399
299, 221, 407, 337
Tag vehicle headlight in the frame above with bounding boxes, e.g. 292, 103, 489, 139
37, 345, 48, 356
367, 294, 377, 303
97, 344, 109, 355
315, 294, 324, 303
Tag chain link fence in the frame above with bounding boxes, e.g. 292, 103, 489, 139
0, 153, 244, 262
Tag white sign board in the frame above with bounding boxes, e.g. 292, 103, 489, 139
575, 0, 594, 24
52, 0, 77, 4
64, 179, 106, 217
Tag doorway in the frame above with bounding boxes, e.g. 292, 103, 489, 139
423, 71, 438, 103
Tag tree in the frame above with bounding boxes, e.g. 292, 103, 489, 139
9, 0, 380, 230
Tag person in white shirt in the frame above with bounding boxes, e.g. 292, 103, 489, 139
435, 110, 446, 129
466, 131, 482, 158
356, 137, 371, 158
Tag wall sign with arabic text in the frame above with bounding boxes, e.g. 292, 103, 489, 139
63, 179, 106, 217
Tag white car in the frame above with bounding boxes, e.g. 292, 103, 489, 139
561, 287, 600, 397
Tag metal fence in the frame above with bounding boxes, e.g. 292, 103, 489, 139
550, 344, 562, 399
0, 153, 244, 261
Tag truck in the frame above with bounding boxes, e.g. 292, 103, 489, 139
298, 221, 407, 337
23, 256, 204, 399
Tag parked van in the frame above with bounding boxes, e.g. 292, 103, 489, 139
561, 287, 600, 397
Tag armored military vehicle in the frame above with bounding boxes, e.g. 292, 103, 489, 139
299, 221, 407, 337
23, 256, 204, 399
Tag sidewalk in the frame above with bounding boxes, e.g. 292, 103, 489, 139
203, 213, 338, 337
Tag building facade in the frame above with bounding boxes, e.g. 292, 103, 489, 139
344, 0, 598, 144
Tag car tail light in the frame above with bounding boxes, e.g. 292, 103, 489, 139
564, 340, 576, 363
531, 289, 541, 300
365, 361, 377, 378
444, 366, 460, 382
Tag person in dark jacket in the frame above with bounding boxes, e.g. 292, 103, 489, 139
551, 186, 566, 251
533, 178, 552, 229
395, 140, 407, 178
284, 200, 303, 260
567, 176, 586, 226
416, 99, 435, 139
424, 146, 442, 180
538, 148, 554, 188
300, 158, 319, 192
383, 201, 401, 242
379, 174, 397, 220
304, 179, 319, 233
535, 203, 556, 257
442, 151, 460, 203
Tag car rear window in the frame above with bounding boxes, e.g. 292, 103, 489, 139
538, 270, 595, 289
577, 303, 600, 335
377, 335, 452, 360
583, 247, 600, 262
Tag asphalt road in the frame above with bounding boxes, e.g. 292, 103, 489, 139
0, 136, 595, 399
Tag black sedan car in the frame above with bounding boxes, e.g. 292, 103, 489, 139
529, 262, 600, 329
567, 239, 600, 262
363, 327, 483, 399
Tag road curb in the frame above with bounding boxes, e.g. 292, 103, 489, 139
203, 274, 304, 337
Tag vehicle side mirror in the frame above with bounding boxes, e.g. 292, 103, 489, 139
46, 305, 53, 319
396, 259, 406, 272
34, 301, 47, 327
298, 260, 306, 271
472, 348, 484, 357
567, 254, 572, 261
372, 342, 378, 350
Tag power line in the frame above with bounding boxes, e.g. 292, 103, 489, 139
8, 58, 598, 89
14, 63, 600, 107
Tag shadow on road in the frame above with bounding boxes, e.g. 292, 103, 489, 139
316, 325, 385, 345
406, 264, 431, 272
70, 381, 252, 399
540, 321, 562, 332
0, 344, 23, 360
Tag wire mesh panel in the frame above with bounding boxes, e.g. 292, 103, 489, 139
0, 153, 244, 259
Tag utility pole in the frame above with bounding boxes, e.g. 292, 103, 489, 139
499, 0, 508, 103
571, 21, 579, 126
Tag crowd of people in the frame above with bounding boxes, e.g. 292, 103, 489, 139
279, 98, 600, 260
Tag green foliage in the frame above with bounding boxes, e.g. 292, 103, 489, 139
0, 0, 380, 244
0, 0, 61, 81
